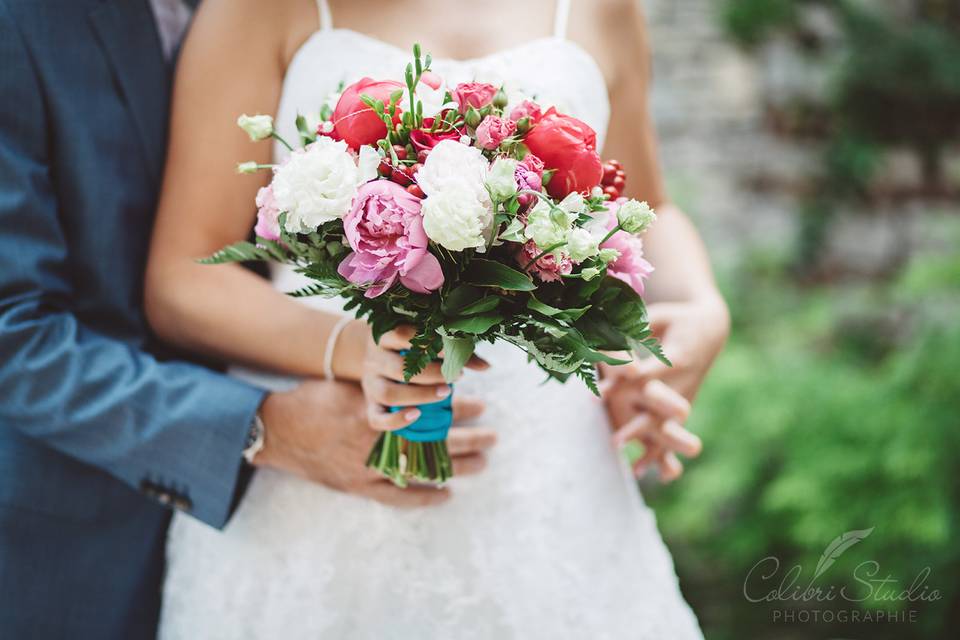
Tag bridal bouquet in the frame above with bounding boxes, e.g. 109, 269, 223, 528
208, 45, 667, 486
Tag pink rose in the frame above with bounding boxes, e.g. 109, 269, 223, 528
254, 184, 281, 242
509, 99, 542, 124
515, 154, 544, 209
601, 200, 654, 296
338, 180, 444, 298
419, 71, 443, 90
452, 82, 497, 112
475, 115, 516, 150
410, 116, 464, 153
516, 240, 572, 283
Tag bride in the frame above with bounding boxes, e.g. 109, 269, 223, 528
146, 0, 728, 637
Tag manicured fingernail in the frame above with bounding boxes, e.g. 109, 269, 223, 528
435, 386, 451, 398
404, 409, 421, 421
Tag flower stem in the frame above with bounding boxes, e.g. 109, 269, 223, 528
271, 132, 294, 152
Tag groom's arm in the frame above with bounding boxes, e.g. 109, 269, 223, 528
0, 2, 265, 528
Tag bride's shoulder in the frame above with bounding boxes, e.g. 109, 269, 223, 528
190, 0, 316, 68
568, 0, 652, 85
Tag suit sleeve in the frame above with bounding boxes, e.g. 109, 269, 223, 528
0, 2, 266, 529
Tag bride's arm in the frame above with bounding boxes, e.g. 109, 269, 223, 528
145, 0, 368, 380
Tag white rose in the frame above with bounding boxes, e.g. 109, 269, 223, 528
567, 227, 600, 262
236, 114, 274, 141
485, 157, 518, 202
416, 139, 489, 201
617, 199, 656, 234
273, 137, 366, 233
422, 186, 493, 251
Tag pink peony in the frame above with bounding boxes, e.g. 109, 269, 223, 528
452, 82, 498, 112
516, 240, 572, 283
601, 200, 654, 296
515, 154, 545, 209
338, 180, 444, 298
509, 99, 543, 124
475, 115, 516, 150
254, 184, 281, 242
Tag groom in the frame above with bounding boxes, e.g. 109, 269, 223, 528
0, 1, 494, 638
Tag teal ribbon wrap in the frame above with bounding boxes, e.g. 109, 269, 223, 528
390, 388, 454, 442
389, 350, 454, 442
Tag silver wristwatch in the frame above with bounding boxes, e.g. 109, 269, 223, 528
242, 412, 266, 464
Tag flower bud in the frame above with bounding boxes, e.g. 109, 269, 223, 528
598, 248, 621, 264
236, 114, 274, 141
236, 161, 259, 174
465, 107, 482, 128
515, 117, 531, 135
493, 88, 508, 109
580, 267, 601, 281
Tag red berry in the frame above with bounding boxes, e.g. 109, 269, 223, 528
612, 175, 626, 190
390, 167, 412, 186
602, 164, 617, 183
392, 144, 408, 161
407, 162, 423, 177
378, 161, 392, 177
417, 149, 430, 164
603, 185, 620, 199
608, 159, 623, 170
406, 184, 425, 198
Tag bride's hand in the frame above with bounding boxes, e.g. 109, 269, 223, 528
600, 298, 728, 481
361, 326, 494, 477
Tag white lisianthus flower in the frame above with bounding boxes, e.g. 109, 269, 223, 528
524, 200, 571, 249
421, 187, 492, 251
236, 114, 274, 141
416, 140, 490, 199
273, 137, 367, 233
558, 191, 586, 215
485, 157, 519, 202
567, 227, 600, 262
617, 199, 657, 234
598, 248, 621, 264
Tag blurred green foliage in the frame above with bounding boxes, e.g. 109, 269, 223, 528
645, 233, 960, 639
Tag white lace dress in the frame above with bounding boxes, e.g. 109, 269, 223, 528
159, 1, 703, 638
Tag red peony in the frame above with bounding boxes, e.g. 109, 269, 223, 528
409, 117, 463, 153
333, 78, 404, 150
523, 107, 603, 199
452, 82, 498, 112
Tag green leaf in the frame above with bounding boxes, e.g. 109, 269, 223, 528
441, 284, 483, 314
445, 314, 502, 334
458, 296, 501, 316
440, 335, 475, 383
464, 259, 536, 291
295, 113, 316, 145
199, 241, 274, 264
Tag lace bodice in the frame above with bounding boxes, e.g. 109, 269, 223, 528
159, 2, 702, 638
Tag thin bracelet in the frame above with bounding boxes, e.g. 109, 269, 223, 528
323, 315, 354, 380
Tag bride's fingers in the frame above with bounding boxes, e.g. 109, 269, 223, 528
447, 426, 497, 456
452, 396, 486, 422
373, 351, 447, 384
465, 354, 490, 370
367, 375, 451, 408
451, 453, 487, 476
659, 451, 684, 483
638, 380, 690, 423
366, 403, 420, 432
378, 326, 416, 351
656, 419, 702, 458
612, 412, 655, 448
359, 482, 451, 509
632, 443, 662, 478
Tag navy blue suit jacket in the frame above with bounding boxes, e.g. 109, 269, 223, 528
0, 0, 266, 636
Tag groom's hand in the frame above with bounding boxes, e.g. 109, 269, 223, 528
252, 379, 494, 507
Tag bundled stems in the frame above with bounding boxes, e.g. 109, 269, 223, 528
366, 432, 453, 488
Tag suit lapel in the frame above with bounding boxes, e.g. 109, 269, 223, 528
89, 0, 171, 184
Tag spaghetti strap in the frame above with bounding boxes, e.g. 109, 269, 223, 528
553, 0, 571, 40
316, 0, 333, 31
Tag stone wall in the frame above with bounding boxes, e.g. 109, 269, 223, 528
639, 0, 959, 275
